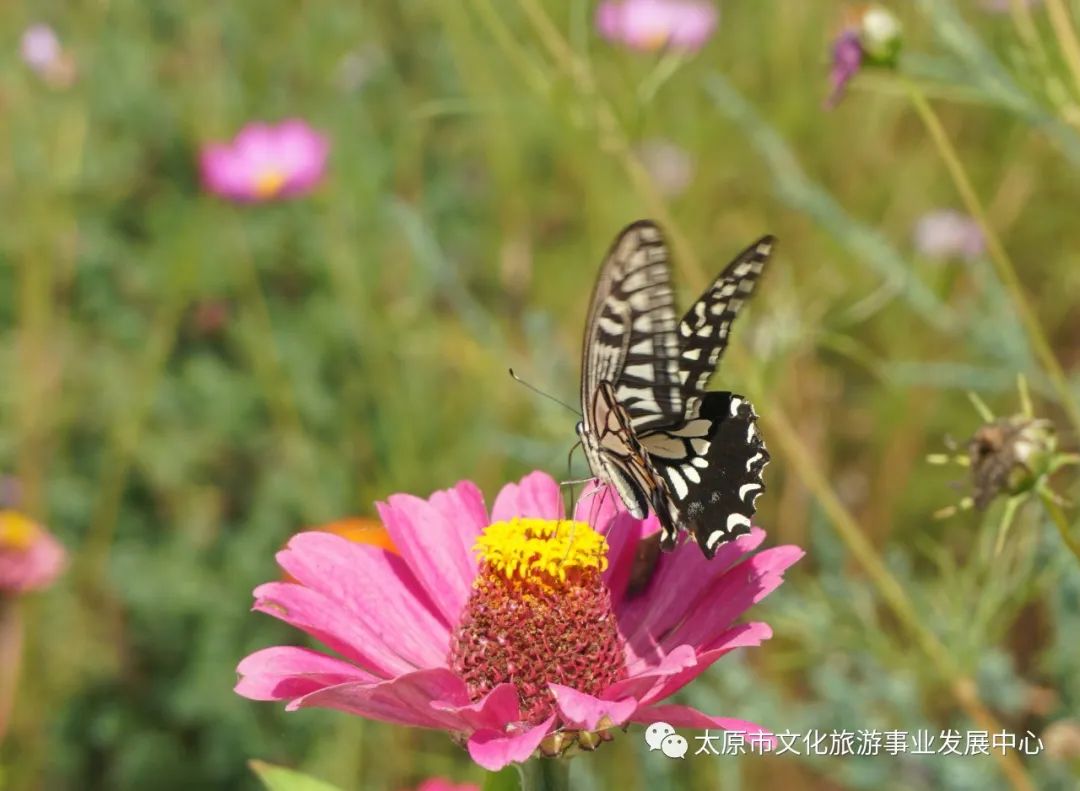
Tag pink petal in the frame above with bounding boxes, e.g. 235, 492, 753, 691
657, 546, 802, 652
235, 646, 374, 701
199, 145, 254, 200
0, 525, 66, 593
549, 684, 637, 730
489, 471, 564, 523
617, 528, 765, 657
253, 581, 424, 677
416, 781, 480, 791
274, 119, 329, 193
466, 715, 557, 771
289, 667, 478, 730
596, 2, 622, 40
430, 682, 523, 732
634, 622, 773, 707
629, 703, 772, 745
377, 480, 489, 623
275, 531, 451, 660
599, 512, 651, 599
603, 643, 698, 703
573, 481, 620, 529
231, 123, 278, 168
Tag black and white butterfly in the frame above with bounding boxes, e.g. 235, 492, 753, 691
576, 220, 773, 559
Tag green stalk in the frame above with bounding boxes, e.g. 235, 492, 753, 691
906, 83, 1080, 439
515, 758, 571, 791
1039, 488, 1080, 566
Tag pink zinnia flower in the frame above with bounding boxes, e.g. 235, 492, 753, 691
199, 119, 329, 203
0, 511, 66, 595
237, 472, 801, 771
596, 0, 718, 53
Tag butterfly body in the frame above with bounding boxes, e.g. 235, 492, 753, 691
577, 220, 773, 558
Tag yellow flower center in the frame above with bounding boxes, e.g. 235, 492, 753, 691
474, 518, 607, 586
254, 168, 287, 198
0, 511, 38, 551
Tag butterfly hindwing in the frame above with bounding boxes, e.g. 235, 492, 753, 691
642, 392, 769, 557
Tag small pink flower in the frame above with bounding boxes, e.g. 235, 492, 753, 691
0, 511, 66, 595
237, 472, 802, 771
825, 30, 863, 109
596, 0, 718, 53
412, 780, 480, 791
199, 119, 329, 203
20, 24, 62, 72
20, 23, 77, 88
913, 210, 985, 262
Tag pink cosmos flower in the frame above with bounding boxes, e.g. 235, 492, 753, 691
237, 471, 802, 771
199, 119, 329, 203
596, 0, 718, 53
0, 511, 66, 595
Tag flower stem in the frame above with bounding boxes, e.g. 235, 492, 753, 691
906, 82, 1080, 439
515, 758, 571, 791
1039, 488, 1080, 567
1043, 0, 1080, 101
0, 599, 24, 744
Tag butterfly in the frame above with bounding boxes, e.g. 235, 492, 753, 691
576, 220, 773, 559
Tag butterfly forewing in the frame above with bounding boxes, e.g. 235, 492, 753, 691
677, 235, 775, 403
580, 221, 683, 434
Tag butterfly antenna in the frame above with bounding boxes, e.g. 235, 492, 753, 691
508, 369, 581, 417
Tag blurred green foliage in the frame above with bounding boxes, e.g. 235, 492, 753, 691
2, 1, 1080, 789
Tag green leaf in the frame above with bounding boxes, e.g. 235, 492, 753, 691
248, 760, 344, 791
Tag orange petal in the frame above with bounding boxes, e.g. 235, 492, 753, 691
315, 517, 397, 553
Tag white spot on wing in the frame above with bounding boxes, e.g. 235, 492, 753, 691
623, 363, 654, 380
738, 482, 761, 502
727, 513, 751, 532
667, 467, 689, 499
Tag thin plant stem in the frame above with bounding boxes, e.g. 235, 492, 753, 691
515, 758, 571, 791
513, 0, 705, 283
232, 220, 305, 439
0, 599, 23, 744
82, 275, 192, 581
1044, 0, 1080, 100
1040, 488, 1080, 566
1008, 0, 1051, 68
759, 405, 1034, 791
469, 0, 552, 97
906, 83, 1080, 439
